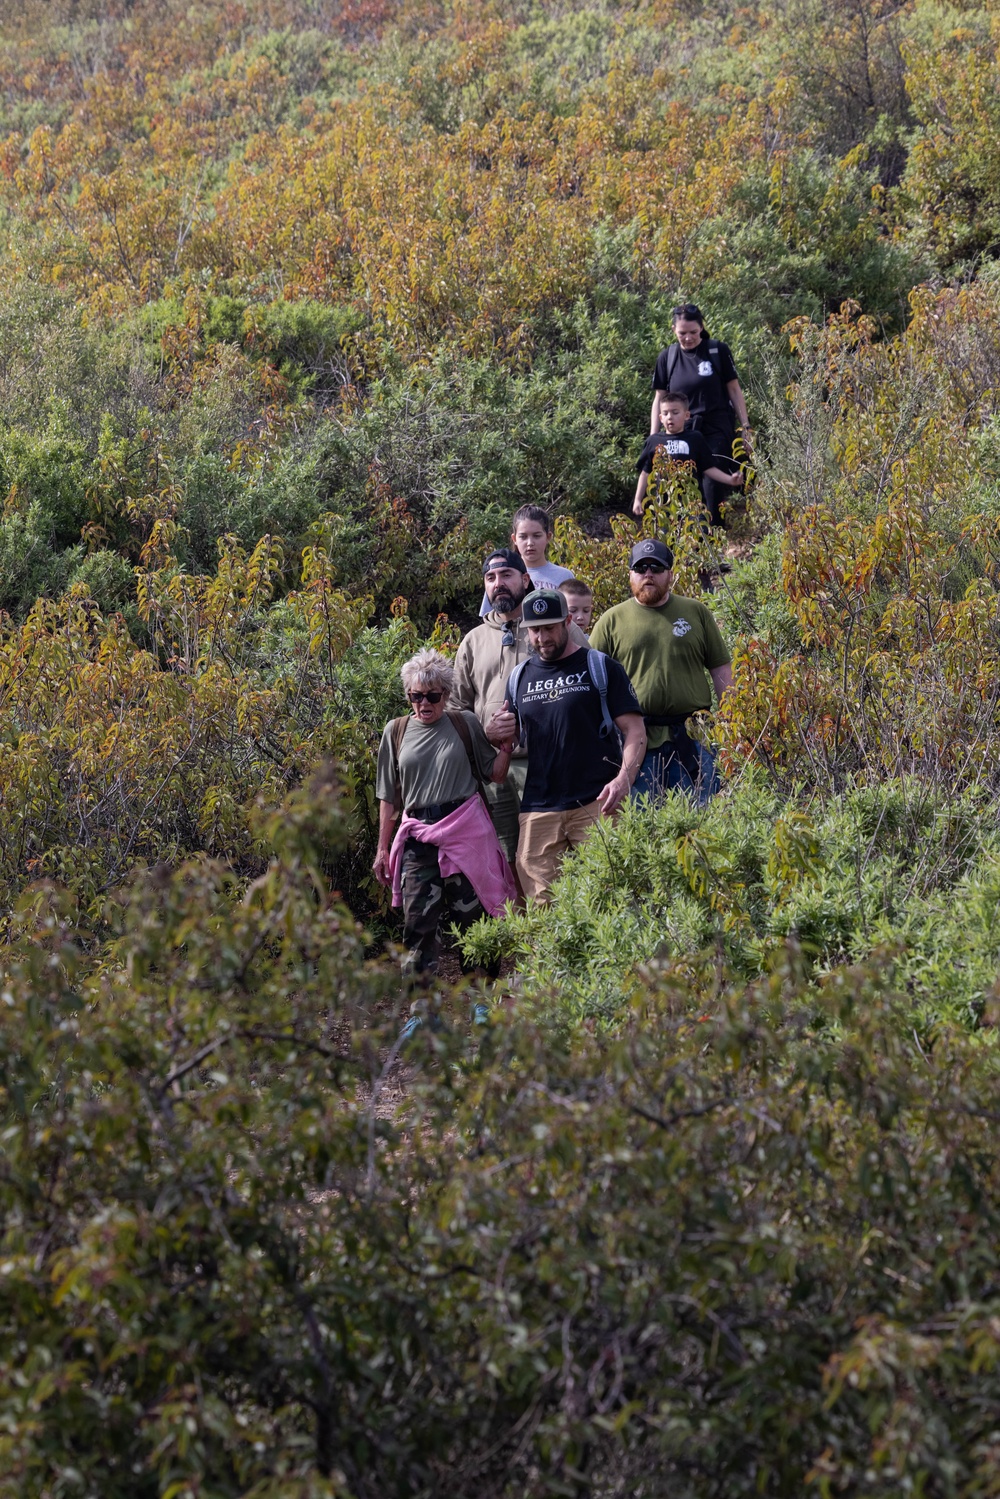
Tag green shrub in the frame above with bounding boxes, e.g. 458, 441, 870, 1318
177, 444, 334, 577
0, 503, 82, 617
4, 779, 1000, 1493
66, 548, 139, 629
0, 419, 91, 550
464, 777, 1000, 1027
715, 532, 803, 654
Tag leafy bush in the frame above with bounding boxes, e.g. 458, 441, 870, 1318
3, 3, 1000, 1490
177, 443, 335, 578
463, 776, 1000, 1028
4, 778, 1000, 1493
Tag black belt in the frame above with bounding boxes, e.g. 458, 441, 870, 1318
688, 413, 735, 437
644, 713, 689, 729
644, 714, 703, 781
408, 797, 466, 823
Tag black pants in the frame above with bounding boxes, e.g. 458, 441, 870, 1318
691, 415, 737, 527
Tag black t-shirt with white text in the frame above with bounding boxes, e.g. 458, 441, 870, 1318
651, 339, 739, 422
636, 429, 713, 480
508, 647, 642, 812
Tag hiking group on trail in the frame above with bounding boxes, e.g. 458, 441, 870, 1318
373, 303, 745, 986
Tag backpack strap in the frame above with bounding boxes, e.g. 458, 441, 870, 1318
390, 710, 491, 808
391, 714, 409, 760
389, 715, 409, 809
667, 340, 723, 388
446, 710, 489, 805
506, 660, 529, 723
587, 649, 619, 741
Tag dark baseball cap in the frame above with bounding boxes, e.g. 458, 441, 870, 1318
482, 547, 528, 576
522, 588, 569, 622
628, 538, 674, 569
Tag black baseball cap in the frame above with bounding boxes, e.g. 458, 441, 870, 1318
629, 539, 674, 569
522, 588, 569, 622
483, 547, 529, 576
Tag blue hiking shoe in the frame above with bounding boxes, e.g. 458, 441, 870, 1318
398, 1013, 424, 1045
398, 1009, 446, 1047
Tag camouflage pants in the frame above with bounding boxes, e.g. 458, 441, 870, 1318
400, 838, 491, 977
482, 758, 528, 865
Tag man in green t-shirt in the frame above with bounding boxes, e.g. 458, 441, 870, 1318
589, 539, 733, 805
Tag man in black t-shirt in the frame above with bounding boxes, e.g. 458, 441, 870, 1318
634, 391, 745, 526
505, 590, 646, 904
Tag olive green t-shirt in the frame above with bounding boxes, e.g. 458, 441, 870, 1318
589, 594, 730, 750
375, 711, 497, 812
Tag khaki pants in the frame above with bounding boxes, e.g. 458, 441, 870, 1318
516, 799, 604, 904
484, 758, 528, 865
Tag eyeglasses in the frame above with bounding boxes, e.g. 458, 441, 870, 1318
501, 624, 516, 647
408, 691, 443, 704
631, 560, 668, 575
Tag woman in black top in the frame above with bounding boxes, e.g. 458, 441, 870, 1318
649, 304, 750, 521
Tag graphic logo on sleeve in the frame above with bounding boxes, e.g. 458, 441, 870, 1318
698, 360, 714, 377
672, 618, 692, 638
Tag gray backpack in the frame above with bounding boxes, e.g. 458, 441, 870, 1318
507, 648, 619, 742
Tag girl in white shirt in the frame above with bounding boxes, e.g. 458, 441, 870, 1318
479, 505, 574, 616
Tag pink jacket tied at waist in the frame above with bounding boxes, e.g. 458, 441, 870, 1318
389, 794, 517, 916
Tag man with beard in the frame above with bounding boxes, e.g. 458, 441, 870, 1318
505, 590, 645, 903
452, 548, 588, 863
589, 539, 733, 806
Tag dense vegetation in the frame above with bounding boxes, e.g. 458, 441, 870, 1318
0, 0, 999, 1491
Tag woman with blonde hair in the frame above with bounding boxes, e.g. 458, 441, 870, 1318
374, 648, 516, 997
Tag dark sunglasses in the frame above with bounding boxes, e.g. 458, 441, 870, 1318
632, 560, 668, 575
501, 624, 516, 647
408, 690, 444, 704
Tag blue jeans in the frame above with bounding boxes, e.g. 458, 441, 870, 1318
631, 741, 720, 808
